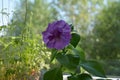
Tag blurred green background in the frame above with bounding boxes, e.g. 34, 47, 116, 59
0, 0, 120, 79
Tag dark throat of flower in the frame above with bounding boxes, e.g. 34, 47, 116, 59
49, 30, 62, 41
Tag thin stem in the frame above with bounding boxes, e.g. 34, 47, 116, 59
20, 0, 28, 62
24, 0, 28, 27
62, 48, 68, 55
22, 0, 28, 40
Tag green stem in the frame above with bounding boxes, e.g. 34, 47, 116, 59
62, 48, 68, 55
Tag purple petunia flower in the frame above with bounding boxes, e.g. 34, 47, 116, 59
42, 20, 71, 50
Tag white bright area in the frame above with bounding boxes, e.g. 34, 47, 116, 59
0, 0, 15, 26
0, 0, 15, 36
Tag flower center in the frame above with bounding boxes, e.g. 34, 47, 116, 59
49, 29, 61, 41
54, 30, 61, 38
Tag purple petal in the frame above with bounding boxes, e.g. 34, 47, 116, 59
42, 20, 71, 50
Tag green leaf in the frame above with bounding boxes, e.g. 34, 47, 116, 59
43, 68, 63, 80
66, 54, 80, 70
66, 44, 74, 50
68, 73, 92, 80
77, 73, 92, 80
50, 49, 57, 62
56, 53, 80, 71
70, 24, 74, 31
68, 76, 78, 80
80, 60, 106, 77
72, 48, 85, 61
70, 33, 80, 47
56, 53, 69, 66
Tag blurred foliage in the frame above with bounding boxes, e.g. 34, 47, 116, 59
92, 1, 120, 76
0, 36, 50, 79
0, 0, 56, 79
92, 1, 120, 60
50, 0, 104, 35
0, 0, 120, 79
7, 0, 57, 36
